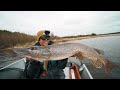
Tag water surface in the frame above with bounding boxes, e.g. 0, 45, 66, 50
71, 35, 120, 79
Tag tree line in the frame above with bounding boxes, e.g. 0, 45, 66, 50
62, 33, 97, 38
0, 30, 36, 49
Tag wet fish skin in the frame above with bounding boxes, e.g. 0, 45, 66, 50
13, 42, 115, 73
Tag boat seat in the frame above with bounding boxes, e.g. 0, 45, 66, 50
69, 63, 81, 79
64, 63, 81, 79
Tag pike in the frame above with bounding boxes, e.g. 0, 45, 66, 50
13, 42, 115, 74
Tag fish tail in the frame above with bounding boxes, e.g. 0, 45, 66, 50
98, 55, 116, 74
104, 59, 116, 75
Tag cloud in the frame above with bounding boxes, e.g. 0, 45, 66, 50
0, 11, 120, 37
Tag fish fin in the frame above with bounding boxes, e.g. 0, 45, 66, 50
98, 55, 116, 75
75, 52, 103, 68
73, 52, 84, 60
103, 59, 116, 75
89, 59, 103, 68
93, 48, 104, 55
43, 61, 48, 72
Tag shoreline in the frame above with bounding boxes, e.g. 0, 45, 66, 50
53, 33, 120, 43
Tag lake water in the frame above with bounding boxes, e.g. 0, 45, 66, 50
70, 35, 120, 79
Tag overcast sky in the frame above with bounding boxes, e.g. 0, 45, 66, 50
0, 11, 120, 37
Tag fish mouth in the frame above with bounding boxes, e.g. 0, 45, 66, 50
13, 47, 30, 56
13, 48, 22, 54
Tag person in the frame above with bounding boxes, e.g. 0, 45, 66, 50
24, 30, 68, 79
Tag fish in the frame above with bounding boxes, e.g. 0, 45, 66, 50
13, 42, 115, 74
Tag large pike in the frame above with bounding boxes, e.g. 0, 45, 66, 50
13, 42, 115, 74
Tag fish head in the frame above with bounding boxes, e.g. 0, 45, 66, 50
13, 47, 31, 57
28, 46, 49, 53
13, 46, 51, 61
29, 46, 51, 60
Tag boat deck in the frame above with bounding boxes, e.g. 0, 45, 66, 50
0, 57, 93, 79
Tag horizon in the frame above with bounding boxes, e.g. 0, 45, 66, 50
0, 11, 120, 37
1, 29, 120, 37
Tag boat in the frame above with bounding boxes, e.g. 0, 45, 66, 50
0, 57, 93, 79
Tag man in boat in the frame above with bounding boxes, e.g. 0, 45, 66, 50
24, 30, 68, 79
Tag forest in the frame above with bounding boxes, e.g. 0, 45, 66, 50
0, 30, 36, 49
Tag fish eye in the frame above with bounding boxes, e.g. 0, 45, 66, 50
30, 47, 34, 50
30, 47, 38, 50
30, 47, 32, 50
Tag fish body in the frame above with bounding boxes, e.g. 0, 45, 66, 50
13, 42, 115, 73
